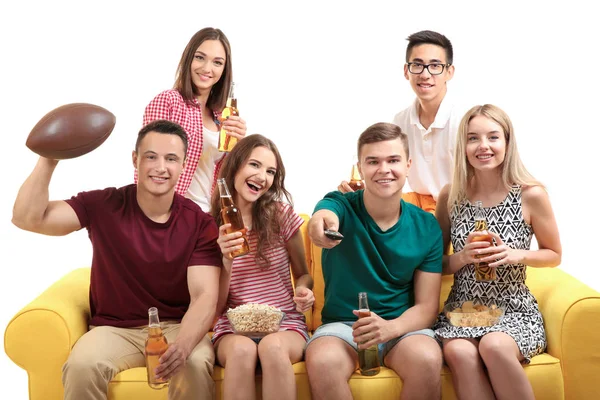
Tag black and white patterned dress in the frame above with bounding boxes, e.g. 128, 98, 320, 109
434, 186, 546, 362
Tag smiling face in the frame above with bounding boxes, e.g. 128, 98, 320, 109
358, 138, 411, 200
133, 132, 186, 197
190, 39, 226, 93
466, 115, 507, 172
404, 43, 454, 105
233, 146, 278, 208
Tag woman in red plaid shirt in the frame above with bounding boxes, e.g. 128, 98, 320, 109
141, 27, 247, 212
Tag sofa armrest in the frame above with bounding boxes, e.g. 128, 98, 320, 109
4, 268, 91, 400
526, 267, 600, 399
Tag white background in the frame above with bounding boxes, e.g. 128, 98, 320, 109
1, 1, 598, 398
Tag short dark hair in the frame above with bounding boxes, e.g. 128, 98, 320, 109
406, 30, 453, 65
174, 27, 232, 112
357, 122, 409, 160
135, 120, 188, 157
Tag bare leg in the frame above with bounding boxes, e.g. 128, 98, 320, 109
479, 332, 534, 400
384, 335, 443, 400
216, 334, 259, 400
258, 331, 305, 400
442, 338, 495, 400
305, 336, 357, 400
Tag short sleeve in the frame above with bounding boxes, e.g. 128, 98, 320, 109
189, 215, 224, 268
279, 203, 304, 242
64, 188, 117, 230
143, 90, 176, 126
418, 214, 443, 273
313, 191, 350, 225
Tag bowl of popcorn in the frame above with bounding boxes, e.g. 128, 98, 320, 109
226, 303, 285, 338
443, 299, 506, 327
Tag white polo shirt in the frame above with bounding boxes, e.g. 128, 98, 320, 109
392, 95, 465, 200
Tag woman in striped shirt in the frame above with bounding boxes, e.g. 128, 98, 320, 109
211, 134, 314, 400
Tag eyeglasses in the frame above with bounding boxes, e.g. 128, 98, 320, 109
407, 62, 450, 75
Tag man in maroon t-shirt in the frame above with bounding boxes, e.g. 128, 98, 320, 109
12, 120, 223, 400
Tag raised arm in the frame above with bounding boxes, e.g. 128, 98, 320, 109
12, 157, 81, 236
215, 223, 245, 315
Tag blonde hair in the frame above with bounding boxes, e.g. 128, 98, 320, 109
447, 104, 543, 210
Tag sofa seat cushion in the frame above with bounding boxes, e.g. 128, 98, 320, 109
106, 353, 561, 400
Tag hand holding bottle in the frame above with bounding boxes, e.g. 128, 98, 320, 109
217, 223, 249, 261
220, 115, 247, 140
351, 309, 393, 350
354, 292, 381, 376
218, 82, 246, 152
478, 231, 523, 267
154, 341, 190, 381
460, 231, 494, 266
337, 180, 354, 193
217, 178, 250, 257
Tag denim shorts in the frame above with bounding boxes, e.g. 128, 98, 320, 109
306, 322, 438, 367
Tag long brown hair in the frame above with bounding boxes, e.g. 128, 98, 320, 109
448, 104, 542, 210
211, 134, 292, 267
174, 27, 232, 112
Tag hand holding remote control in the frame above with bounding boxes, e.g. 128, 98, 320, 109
324, 230, 344, 241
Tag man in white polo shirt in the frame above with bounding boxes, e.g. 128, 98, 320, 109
340, 30, 465, 213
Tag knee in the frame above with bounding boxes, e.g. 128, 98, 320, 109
62, 355, 114, 384
479, 335, 513, 364
181, 337, 216, 376
185, 350, 215, 376
226, 339, 258, 366
257, 335, 286, 362
418, 347, 443, 378
443, 340, 479, 369
305, 343, 333, 372
305, 341, 350, 377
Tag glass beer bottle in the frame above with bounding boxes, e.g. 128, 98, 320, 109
218, 82, 239, 152
357, 292, 380, 376
145, 307, 169, 389
473, 201, 496, 281
217, 178, 250, 258
348, 156, 364, 191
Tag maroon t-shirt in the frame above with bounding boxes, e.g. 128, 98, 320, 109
65, 184, 223, 327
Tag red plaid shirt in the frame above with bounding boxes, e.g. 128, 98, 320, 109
136, 89, 225, 196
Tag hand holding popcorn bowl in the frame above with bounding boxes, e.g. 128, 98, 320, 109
443, 298, 506, 327
226, 303, 285, 338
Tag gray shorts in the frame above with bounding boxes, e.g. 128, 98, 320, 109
306, 322, 438, 367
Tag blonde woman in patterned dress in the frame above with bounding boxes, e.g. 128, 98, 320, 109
434, 104, 562, 400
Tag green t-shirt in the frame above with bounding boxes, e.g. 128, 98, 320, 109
314, 190, 443, 324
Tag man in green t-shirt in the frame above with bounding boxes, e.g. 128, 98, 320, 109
305, 122, 443, 400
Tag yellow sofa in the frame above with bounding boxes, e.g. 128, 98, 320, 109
5, 215, 600, 399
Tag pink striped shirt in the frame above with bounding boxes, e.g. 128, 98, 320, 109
212, 203, 308, 342
138, 89, 225, 196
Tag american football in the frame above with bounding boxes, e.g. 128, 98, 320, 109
26, 103, 116, 159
